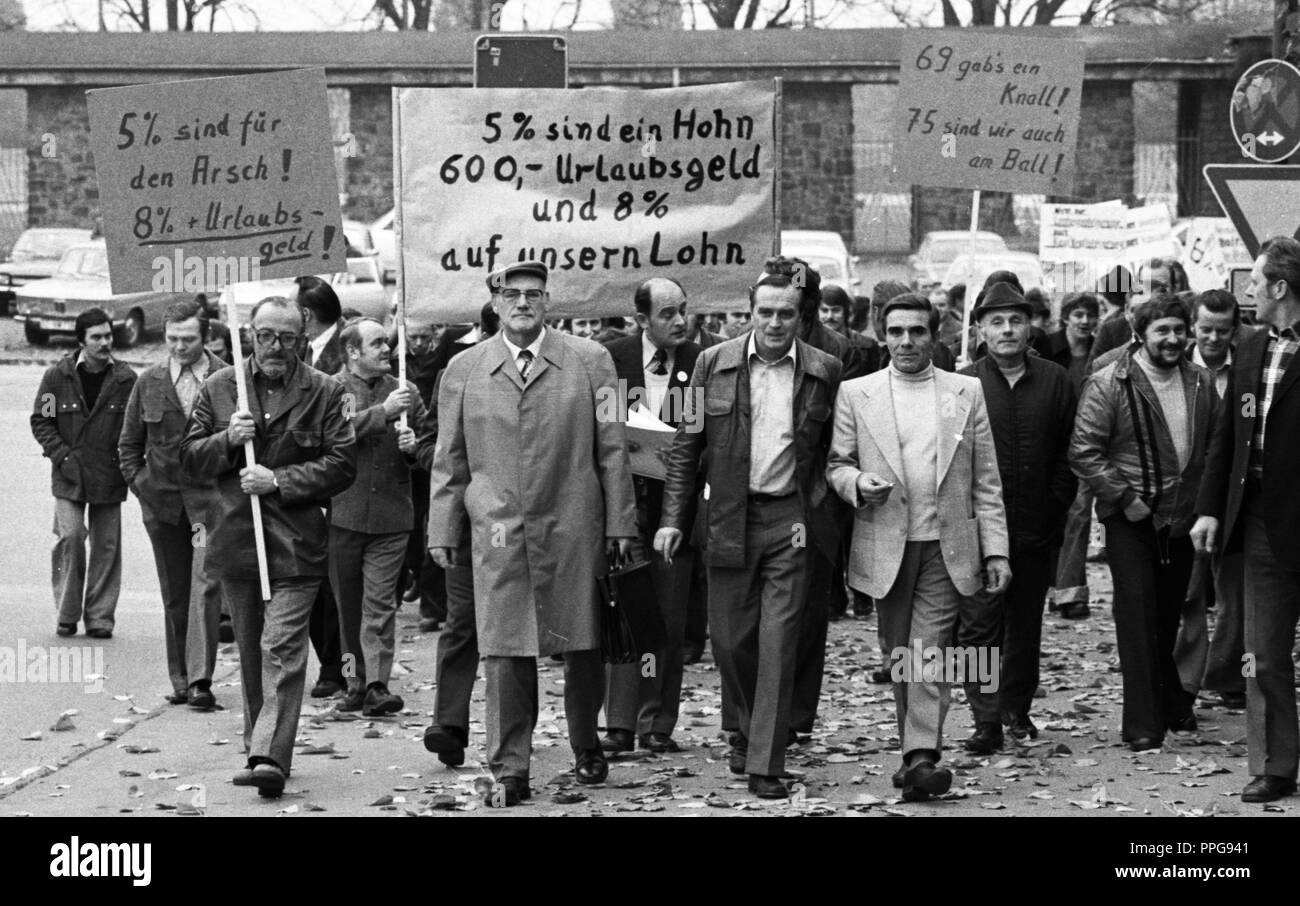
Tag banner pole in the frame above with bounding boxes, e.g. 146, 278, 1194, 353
392, 88, 408, 431
225, 295, 272, 604
772, 77, 783, 257
959, 188, 980, 368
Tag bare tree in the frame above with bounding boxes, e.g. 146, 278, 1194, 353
102, 0, 234, 30
900, 0, 1225, 26
0, 0, 24, 30
612, 0, 682, 28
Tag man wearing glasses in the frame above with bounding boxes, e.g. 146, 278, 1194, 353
181, 296, 357, 799
427, 261, 638, 807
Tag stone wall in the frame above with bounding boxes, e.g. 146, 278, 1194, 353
26, 87, 98, 229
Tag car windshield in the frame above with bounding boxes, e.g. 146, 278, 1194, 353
799, 256, 843, 282
11, 230, 84, 261
55, 247, 110, 279
928, 237, 1006, 263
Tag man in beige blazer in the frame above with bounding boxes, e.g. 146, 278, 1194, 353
827, 293, 1011, 803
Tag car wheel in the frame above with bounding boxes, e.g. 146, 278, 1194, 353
23, 320, 48, 346
114, 309, 145, 347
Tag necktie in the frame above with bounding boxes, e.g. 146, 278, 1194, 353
518, 349, 535, 380
648, 347, 668, 376
175, 366, 199, 418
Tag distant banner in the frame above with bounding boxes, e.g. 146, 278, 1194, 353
87, 69, 344, 295
893, 31, 1084, 194
396, 82, 777, 322
1039, 201, 1173, 293
1183, 217, 1251, 292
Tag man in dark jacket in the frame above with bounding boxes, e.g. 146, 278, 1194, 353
956, 283, 1077, 750
1072, 295, 1216, 752
1192, 236, 1300, 802
119, 300, 225, 708
181, 295, 357, 798
330, 318, 436, 716
600, 278, 702, 756
31, 307, 136, 639
656, 259, 842, 799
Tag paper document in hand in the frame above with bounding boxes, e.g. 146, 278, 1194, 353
626, 403, 675, 432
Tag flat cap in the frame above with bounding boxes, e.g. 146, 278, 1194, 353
486, 260, 548, 292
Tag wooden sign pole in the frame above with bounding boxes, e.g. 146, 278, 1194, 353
225, 296, 273, 603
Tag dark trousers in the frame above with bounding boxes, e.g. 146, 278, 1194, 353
1103, 516, 1196, 742
308, 579, 344, 686
400, 470, 447, 622
685, 553, 708, 649
1052, 481, 1092, 606
606, 547, 692, 737
957, 549, 1054, 725
791, 546, 833, 734
1203, 550, 1246, 695
329, 526, 408, 689
485, 649, 604, 782
708, 494, 809, 777
434, 556, 479, 731
1242, 495, 1300, 779
143, 507, 221, 694
225, 576, 321, 776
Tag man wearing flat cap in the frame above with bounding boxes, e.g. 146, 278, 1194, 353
427, 261, 638, 807
955, 282, 1077, 752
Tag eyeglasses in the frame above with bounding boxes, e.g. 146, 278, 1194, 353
254, 330, 301, 349
497, 289, 545, 303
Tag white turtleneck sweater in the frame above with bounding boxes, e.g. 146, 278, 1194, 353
888, 361, 940, 541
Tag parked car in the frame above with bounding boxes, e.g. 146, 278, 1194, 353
0, 227, 94, 315
941, 251, 1045, 296
343, 218, 376, 258
780, 229, 859, 289
371, 209, 397, 283
14, 240, 187, 347
909, 231, 1008, 289
216, 253, 391, 329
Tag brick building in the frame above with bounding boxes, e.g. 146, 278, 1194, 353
0, 26, 1270, 258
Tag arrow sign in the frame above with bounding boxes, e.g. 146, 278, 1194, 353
1230, 59, 1300, 163
1203, 164, 1300, 257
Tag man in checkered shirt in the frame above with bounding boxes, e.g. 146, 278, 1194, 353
1193, 235, 1300, 804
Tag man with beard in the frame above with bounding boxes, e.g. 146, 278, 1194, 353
1072, 295, 1216, 752
181, 296, 357, 797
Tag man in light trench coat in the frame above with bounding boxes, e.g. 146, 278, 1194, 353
427, 261, 638, 807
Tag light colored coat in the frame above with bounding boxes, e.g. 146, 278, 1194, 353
826, 367, 1009, 599
427, 329, 638, 657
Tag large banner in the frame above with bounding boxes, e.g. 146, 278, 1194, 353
396, 82, 778, 322
1039, 201, 1173, 293
893, 31, 1084, 195
87, 69, 344, 295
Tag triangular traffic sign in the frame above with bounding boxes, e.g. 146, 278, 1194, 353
1203, 164, 1300, 257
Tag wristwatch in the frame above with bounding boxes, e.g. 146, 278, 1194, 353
271, 473, 279, 489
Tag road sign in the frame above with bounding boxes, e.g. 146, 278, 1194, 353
1203, 164, 1300, 257
1230, 59, 1300, 162
474, 35, 568, 89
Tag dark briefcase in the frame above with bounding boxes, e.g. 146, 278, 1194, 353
598, 554, 667, 665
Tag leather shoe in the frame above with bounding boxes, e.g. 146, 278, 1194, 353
56, 622, 76, 637
1168, 714, 1198, 733
310, 678, 344, 698
361, 683, 404, 716
870, 667, 893, 684
418, 618, 442, 632
187, 685, 216, 711
488, 776, 530, 807
601, 728, 634, 753
638, 732, 680, 753
86, 628, 112, 639
1007, 715, 1039, 740
574, 748, 609, 785
748, 774, 788, 799
682, 641, 705, 665
1214, 692, 1247, 709
1241, 775, 1296, 803
787, 729, 811, 747
963, 723, 1004, 755
728, 736, 748, 775
336, 687, 366, 712
250, 763, 286, 798
231, 768, 256, 786
218, 618, 235, 644
1128, 737, 1163, 752
1059, 602, 1091, 620
901, 760, 953, 802
166, 689, 190, 705
891, 764, 906, 789
423, 725, 467, 767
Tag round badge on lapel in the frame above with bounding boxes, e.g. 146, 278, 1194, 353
676, 370, 688, 382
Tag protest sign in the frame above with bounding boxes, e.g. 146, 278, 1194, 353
1183, 217, 1251, 292
87, 68, 344, 296
1038, 201, 1173, 294
395, 82, 777, 323
893, 31, 1084, 194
